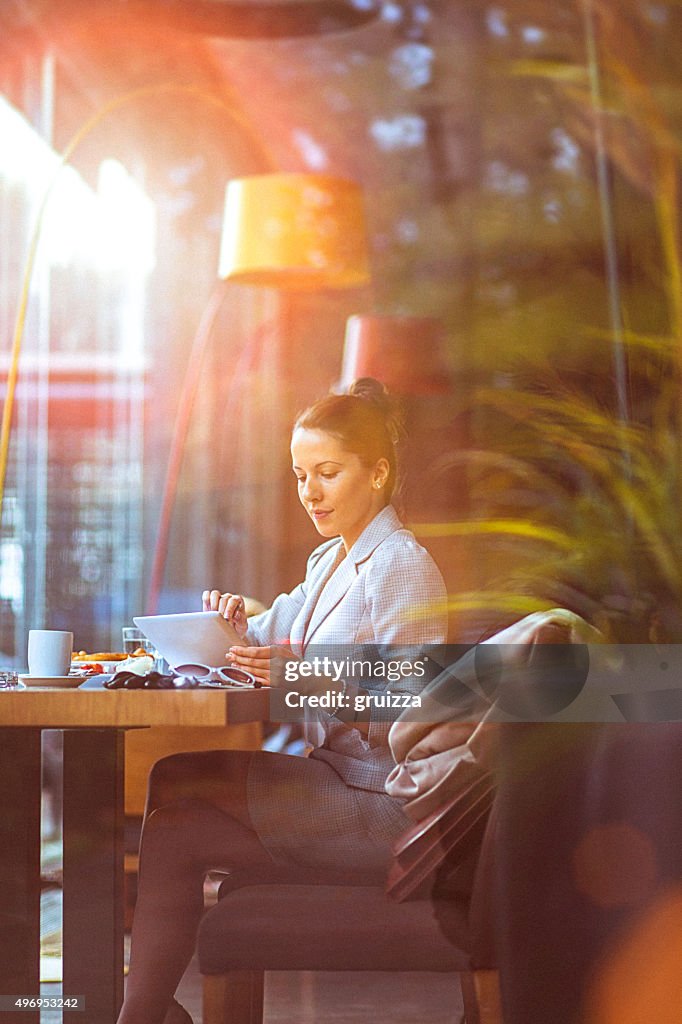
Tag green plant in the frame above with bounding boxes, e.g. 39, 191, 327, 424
415, 1, 682, 643
426, 373, 682, 641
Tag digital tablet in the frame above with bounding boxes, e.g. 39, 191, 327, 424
133, 611, 242, 670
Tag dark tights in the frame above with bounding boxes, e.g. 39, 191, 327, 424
116, 750, 274, 1024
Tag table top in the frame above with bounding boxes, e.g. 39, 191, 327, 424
0, 685, 270, 728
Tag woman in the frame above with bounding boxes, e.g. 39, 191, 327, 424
117, 378, 447, 1024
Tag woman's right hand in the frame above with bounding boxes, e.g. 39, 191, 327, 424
202, 590, 248, 640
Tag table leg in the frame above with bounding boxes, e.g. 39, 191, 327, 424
62, 730, 125, 1024
0, 729, 41, 1023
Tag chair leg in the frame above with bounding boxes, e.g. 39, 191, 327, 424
462, 969, 503, 1024
460, 972, 481, 1024
203, 970, 265, 1024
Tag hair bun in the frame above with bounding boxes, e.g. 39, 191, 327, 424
348, 377, 403, 445
348, 376, 389, 403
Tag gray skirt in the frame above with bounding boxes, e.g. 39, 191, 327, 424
246, 750, 411, 882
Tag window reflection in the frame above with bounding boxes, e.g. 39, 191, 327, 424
0, 95, 153, 661
1, 0, 682, 655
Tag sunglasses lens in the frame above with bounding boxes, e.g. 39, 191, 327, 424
174, 663, 211, 678
217, 667, 253, 686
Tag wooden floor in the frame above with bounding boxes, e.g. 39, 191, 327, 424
176, 958, 465, 1024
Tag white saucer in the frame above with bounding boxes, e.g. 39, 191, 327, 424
19, 674, 83, 688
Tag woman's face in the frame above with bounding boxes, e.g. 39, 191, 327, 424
291, 428, 389, 552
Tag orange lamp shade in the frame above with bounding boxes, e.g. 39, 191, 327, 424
218, 173, 371, 289
340, 314, 452, 394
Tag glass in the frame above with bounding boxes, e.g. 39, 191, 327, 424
0, 670, 20, 689
173, 663, 258, 688
122, 626, 154, 656
5, 3, 682, 657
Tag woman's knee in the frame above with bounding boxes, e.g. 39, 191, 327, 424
146, 749, 253, 818
143, 802, 218, 870
146, 801, 198, 832
147, 752, 196, 807
142, 799, 267, 874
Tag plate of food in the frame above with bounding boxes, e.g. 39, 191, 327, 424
71, 650, 152, 675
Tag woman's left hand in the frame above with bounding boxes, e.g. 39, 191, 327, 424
227, 645, 297, 687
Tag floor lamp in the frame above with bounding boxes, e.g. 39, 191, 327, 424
146, 171, 370, 612
0, 88, 369, 622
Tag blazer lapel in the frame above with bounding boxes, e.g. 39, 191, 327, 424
302, 505, 403, 651
289, 541, 343, 653
302, 552, 356, 651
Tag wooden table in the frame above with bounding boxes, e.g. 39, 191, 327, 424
0, 686, 269, 1024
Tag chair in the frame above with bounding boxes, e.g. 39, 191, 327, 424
196, 610, 596, 1024
197, 848, 502, 1024
196, 611, 596, 1024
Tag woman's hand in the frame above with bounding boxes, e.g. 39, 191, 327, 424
227, 645, 297, 687
202, 590, 248, 640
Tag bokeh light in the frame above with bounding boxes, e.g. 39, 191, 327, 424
572, 823, 658, 910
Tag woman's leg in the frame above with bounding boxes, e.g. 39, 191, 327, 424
116, 750, 274, 1024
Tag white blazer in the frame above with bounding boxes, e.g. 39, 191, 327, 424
246, 504, 448, 792
247, 504, 447, 654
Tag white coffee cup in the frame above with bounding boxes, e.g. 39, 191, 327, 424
28, 630, 73, 677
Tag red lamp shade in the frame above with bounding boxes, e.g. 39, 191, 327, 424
340, 315, 452, 394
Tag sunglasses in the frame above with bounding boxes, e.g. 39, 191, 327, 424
172, 663, 259, 688
104, 665, 258, 690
